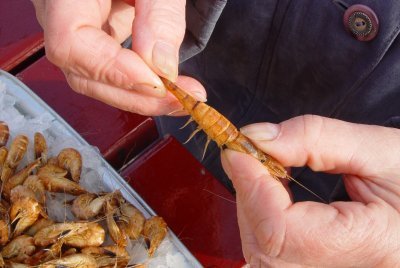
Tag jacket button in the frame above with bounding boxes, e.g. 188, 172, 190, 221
343, 4, 379, 41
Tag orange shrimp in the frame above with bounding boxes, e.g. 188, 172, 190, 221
57, 148, 82, 182
161, 78, 323, 200
0, 121, 9, 147
143, 216, 167, 257
0, 147, 7, 180
1, 135, 29, 182
34, 132, 48, 165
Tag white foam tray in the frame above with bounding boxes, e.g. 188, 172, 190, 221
0, 70, 202, 267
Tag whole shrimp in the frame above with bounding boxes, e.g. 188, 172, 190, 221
10, 186, 47, 237
39, 253, 97, 268
34, 132, 48, 165
23, 175, 46, 205
1, 135, 29, 182
33, 222, 105, 248
57, 148, 82, 182
143, 216, 167, 257
0, 121, 9, 147
105, 201, 127, 248
37, 164, 86, 195
161, 78, 323, 200
1, 235, 36, 262
71, 191, 116, 220
0, 201, 10, 246
118, 199, 145, 240
81, 245, 130, 268
0, 147, 7, 175
25, 218, 54, 236
3, 159, 41, 200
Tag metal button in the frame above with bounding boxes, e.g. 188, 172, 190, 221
343, 4, 379, 41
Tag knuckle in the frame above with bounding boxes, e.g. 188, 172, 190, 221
45, 34, 72, 69
148, 3, 186, 42
99, 51, 127, 88
298, 114, 328, 171
65, 72, 89, 96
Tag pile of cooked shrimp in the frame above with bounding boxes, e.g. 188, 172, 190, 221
0, 121, 167, 267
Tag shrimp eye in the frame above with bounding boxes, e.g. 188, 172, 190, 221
104, 249, 117, 257
260, 159, 266, 163
144, 237, 151, 249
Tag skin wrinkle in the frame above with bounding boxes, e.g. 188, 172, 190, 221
252, 215, 285, 257
346, 125, 373, 176
73, 26, 119, 81
100, 49, 129, 87
46, 30, 71, 69
301, 115, 325, 171
363, 179, 400, 212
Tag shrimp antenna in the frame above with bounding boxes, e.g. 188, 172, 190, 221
286, 175, 327, 203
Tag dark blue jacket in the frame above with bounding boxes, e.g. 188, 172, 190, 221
156, 0, 400, 202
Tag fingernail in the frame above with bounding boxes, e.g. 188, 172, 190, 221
152, 41, 178, 80
129, 82, 166, 97
192, 91, 207, 102
240, 122, 280, 141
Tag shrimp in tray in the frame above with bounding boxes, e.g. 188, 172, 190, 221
34, 132, 48, 166
81, 245, 130, 268
37, 164, 87, 195
57, 148, 82, 183
33, 222, 105, 248
0, 121, 9, 147
10, 185, 47, 237
1, 135, 28, 183
0, 200, 10, 246
143, 216, 167, 257
3, 159, 41, 200
1, 234, 36, 263
161, 78, 324, 201
39, 253, 97, 268
71, 191, 117, 220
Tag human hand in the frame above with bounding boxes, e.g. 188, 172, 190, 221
31, 0, 206, 115
221, 115, 400, 267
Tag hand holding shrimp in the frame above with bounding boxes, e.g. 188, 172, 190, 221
221, 115, 400, 267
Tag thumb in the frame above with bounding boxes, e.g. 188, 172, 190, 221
132, 0, 185, 81
221, 149, 291, 257
240, 115, 400, 179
